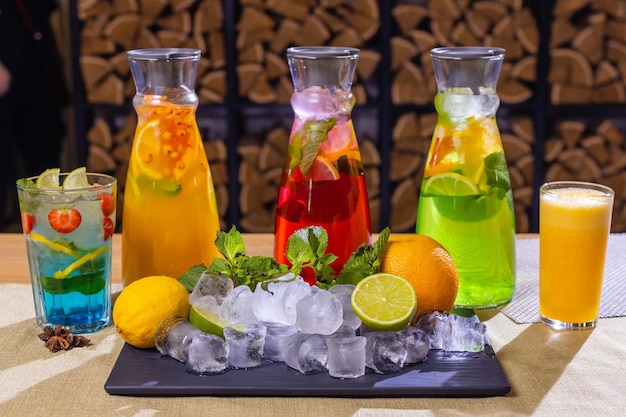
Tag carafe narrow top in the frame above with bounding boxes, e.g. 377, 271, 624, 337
127, 48, 200, 95
287, 46, 359, 93
431, 47, 505, 92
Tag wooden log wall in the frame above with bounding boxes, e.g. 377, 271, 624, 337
72, 0, 626, 234
550, 0, 626, 104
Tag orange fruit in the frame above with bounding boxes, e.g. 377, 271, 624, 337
380, 234, 459, 316
311, 156, 340, 181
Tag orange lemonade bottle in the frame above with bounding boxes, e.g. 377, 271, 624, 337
123, 49, 221, 286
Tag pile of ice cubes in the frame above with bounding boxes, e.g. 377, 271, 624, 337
160, 273, 487, 379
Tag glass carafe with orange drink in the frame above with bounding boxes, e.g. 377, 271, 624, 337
274, 47, 372, 284
123, 48, 221, 286
416, 47, 516, 308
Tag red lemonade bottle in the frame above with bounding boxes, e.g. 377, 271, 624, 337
274, 47, 372, 284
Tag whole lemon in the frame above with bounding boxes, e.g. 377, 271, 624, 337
380, 234, 459, 316
113, 276, 190, 348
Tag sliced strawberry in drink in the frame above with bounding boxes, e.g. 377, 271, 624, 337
20, 212, 35, 234
48, 208, 82, 234
97, 193, 116, 217
102, 217, 114, 241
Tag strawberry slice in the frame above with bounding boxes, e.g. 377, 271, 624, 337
97, 193, 116, 217
102, 217, 114, 241
20, 212, 35, 234
48, 208, 82, 234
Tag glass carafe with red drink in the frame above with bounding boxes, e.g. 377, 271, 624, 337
274, 47, 372, 284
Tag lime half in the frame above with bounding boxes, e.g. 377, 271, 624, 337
36, 168, 61, 190
422, 172, 479, 196
63, 167, 90, 190
189, 305, 231, 338
351, 273, 417, 331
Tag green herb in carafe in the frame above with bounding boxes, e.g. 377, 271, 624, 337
416, 47, 516, 309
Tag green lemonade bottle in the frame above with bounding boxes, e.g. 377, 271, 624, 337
416, 47, 516, 309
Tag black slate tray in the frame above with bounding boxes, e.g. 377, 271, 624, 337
104, 342, 510, 397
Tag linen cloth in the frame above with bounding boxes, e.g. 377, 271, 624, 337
1, 283, 625, 416
501, 233, 626, 323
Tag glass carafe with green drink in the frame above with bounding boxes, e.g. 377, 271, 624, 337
274, 47, 372, 284
416, 47, 516, 308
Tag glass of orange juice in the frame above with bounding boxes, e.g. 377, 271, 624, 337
539, 181, 614, 330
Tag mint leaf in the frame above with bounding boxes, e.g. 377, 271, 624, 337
337, 227, 391, 285
484, 152, 511, 199
289, 118, 337, 175
178, 263, 208, 292
286, 226, 337, 286
215, 226, 246, 263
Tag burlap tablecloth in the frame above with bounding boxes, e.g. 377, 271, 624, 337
1, 282, 624, 416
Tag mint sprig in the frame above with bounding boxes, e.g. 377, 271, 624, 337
178, 225, 391, 292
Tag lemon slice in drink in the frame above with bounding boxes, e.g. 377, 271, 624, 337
351, 273, 417, 331
189, 305, 231, 338
29, 232, 81, 257
133, 120, 162, 180
62, 166, 90, 190
53, 246, 108, 279
422, 172, 479, 196
36, 168, 61, 190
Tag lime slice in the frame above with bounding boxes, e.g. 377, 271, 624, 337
62, 167, 90, 190
422, 172, 479, 196
29, 232, 81, 257
35, 168, 61, 190
189, 305, 231, 338
351, 273, 417, 331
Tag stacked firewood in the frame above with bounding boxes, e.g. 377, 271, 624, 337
390, 0, 539, 105
236, 123, 381, 232
545, 119, 626, 231
390, 111, 535, 233
77, 0, 226, 104
235, 0, 380, 104
550, 0, 626, 104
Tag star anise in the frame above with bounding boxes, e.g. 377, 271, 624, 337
38, 325, 91, 353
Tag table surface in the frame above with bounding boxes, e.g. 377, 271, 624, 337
0, 233, 624, 416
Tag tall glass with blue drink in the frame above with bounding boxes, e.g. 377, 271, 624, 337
17, 172, 116, 333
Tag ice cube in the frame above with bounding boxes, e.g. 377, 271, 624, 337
251, 274, 310, 326
295, 288, 343, 335
283, 333, 328, 375
364, 332, 407, 374
327, 324, 356, 338
186, 333, 229, 375
189, 274, 234, 314
413, 311, 449, 350
223, 323, 267, 369
326, 334, 366, 379
262, 322, 297, 362
218, 285, 257, 324
155, 316, 204, 363
328, 284, 362, 330
270, 275, 311, 325
443, 314, 486, 352
399, 326, 430, 363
